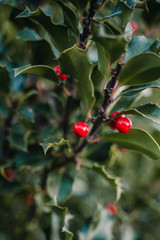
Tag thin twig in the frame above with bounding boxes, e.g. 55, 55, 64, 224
79, 0, 99, 49
74, 62, 123, 153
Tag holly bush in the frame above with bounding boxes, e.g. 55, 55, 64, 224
0, 0, 160, 239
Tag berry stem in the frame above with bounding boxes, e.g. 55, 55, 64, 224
74, 62, 123, 153
79, 0, 99, 49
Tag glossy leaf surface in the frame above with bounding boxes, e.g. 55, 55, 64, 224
58, 45, 95, 114
119, 53, 160, 86
14, 65, 59, 83
103, 129, 160, 160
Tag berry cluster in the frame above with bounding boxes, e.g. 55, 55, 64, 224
73, 112, 132, 138
109, 111, 132, 133
53, 65, 68, 81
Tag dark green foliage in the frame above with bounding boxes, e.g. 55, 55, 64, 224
0, 1, 160, 239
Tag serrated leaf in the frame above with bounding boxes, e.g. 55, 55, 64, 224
62, 226, 73, 240
57, 1, 79, 36
101, 0, 135, 21
120, 103, 160, 125
58, 45, 95, 114
40, 138, 71, 155
125, 36, 160, 62
82, 162, 123, 201
14, 65, 59, 83
45, 200, 73, 239
119, 53, 160, 86
0, 66, 11, 95
16, 7, 75, 52
46, 200, 67, 225
120, 81, 160, 96
103, 129, 160, 160
15, 28, 41, 41
93, 36, 127, 76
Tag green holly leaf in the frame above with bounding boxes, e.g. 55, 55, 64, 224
93, 36, 127, 76
119, 1, 133, 26
120, 81, 160, 96
91, 64, 105, 92
45, 200, 73, 239
119, 53, 160, 86
40, 138, 71, 155
79, 207, 116, 240
103, 129, 160, 160
14, 65, 59, 83
45, 200, 67, 225
58, 45, 95, 114
15, 28, 41, 41
101, 0, 135, 21
0, 66, 11, 95
125, 36, 160, 62
47, 170, 74, 202
62, 227, 73, 240
119, 103, 160, 125
39, 125, 71, 154
57, 1, 79, 36
82, 162, 123, 201
16, 7, 75, 52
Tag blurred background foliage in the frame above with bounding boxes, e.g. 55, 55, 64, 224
0, 0, 160, 240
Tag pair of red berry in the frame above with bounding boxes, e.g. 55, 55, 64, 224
109, 111, 132, 133
73, 112, 132, 137
53, 65, 68, 81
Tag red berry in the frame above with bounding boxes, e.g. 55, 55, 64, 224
106, 203, 117, 215
53, 65, 61, 74
53, 65, 68, 81
4, 168, 14, 181
57, 74, 68, 81
130, 21, 138, 35
73, 122, 89, 137
116, 117, 132, 133
109, 111, 125, 129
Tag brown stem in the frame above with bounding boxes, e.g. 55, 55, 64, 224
74, 62, 123, 153
79, 0, 99, 49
